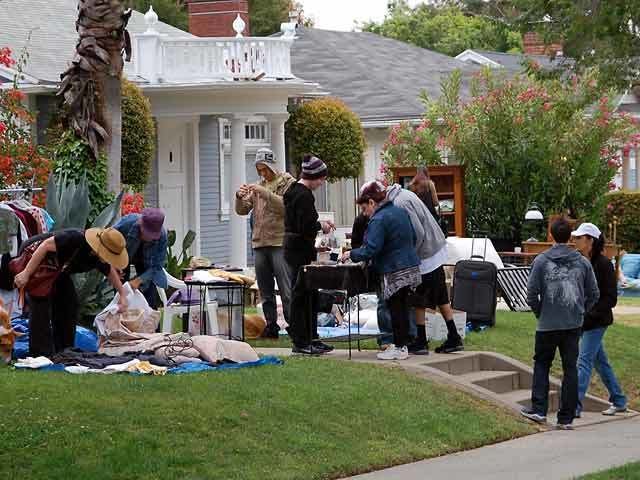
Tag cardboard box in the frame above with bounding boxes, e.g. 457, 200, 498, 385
426, 309, 467, 341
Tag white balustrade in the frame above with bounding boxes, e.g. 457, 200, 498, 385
133, 35, 294, 83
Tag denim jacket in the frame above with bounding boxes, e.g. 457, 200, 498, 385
350, 201, 419, 274
114, 214, 168, 289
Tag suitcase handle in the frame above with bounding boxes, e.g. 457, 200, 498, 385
471, 231, 489, 261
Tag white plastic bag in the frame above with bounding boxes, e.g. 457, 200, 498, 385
94, 283, 157, 337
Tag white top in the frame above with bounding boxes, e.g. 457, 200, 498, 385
419, 244, 448, 275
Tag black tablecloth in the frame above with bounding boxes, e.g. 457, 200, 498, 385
301, 264, 370, 297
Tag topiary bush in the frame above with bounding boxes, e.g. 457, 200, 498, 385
286, 98, 365, 181
604, 191, 640, 252
121, 78, 154, 190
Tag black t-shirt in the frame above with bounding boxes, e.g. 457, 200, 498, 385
54, 229, 110, 276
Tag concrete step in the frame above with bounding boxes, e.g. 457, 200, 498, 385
456, 370, 522, 394
498, 388, 559, 411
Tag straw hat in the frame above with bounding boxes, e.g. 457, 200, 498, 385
85, 227, 129, 270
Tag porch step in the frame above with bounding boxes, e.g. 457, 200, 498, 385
498, 388, 560, 411
456, 370, 522, 394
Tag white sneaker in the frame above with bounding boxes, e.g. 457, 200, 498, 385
602, 405, 627, 416
376, 345, 409, 361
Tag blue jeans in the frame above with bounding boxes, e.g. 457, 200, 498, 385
577, 327, 627, 414
254, 246, 292, 330
377, 293, 416, 346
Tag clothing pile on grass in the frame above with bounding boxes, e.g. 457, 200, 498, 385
10, 284, 280, 375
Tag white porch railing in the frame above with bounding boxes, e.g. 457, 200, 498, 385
132, 35, 294, 83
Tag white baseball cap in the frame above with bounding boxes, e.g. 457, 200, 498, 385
571, 222, 601, 239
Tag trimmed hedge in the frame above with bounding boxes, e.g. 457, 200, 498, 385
286, 98, 365, 181
121, 79, 155, 190
604, 191, 640, 252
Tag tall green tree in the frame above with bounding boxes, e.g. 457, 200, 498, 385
249, 0, 290, 36
513, 0, 640, 89
362, 1, 521, 57
125, 0, 188, 31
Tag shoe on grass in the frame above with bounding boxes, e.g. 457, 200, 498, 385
407, 340, 429, 355
312, 340, 334, 353
291, 344, 326, 355
520, 408, 547, 423
376, 345, 409, 361
602, 405, 627, 416
435, 335, 464, 354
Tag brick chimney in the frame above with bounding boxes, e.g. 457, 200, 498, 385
185, 0, 250, 37
523, 31, 563, 56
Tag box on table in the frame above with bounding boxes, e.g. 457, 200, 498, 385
425, 309, 467, 341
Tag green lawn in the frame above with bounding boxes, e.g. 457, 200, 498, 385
251, 310, 640, 410
579, 461, 640, 479
1, 358, 533, 480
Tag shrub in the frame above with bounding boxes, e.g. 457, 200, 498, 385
48, 130, 114, 222
399, 68, 638, 244
287, 98, 365, 181
604, 191, 640, 252
0, 47, 50, 205
121, 79, 154, 190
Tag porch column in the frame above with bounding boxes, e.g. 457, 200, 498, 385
230, 115, 248, 268
622, 149, 632, 190
269, 113, 289, 172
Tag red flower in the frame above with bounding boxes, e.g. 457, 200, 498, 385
0, 47, 14, 68
7, 89, 26, 102
122, 192, 145, 215
543, 102, 553, 111
0, 122, 5, 136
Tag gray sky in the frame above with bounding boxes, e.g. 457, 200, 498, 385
300, 0, 424, 32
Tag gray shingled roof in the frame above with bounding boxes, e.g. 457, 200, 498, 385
0, 0, 191, 84
289, 27, 480, 123
472, 50, 570, 72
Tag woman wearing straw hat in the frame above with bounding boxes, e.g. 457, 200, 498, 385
14, 228, 129, 357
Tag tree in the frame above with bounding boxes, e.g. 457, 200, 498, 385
382, 68, 638, 244
287, 98, 365, 182
249, 0, 290, 36
512, 0, 640, 89
125, 0, 188, 31
58, 0, 132, 193
362, 1, 521, 57
121, 79, 155, 189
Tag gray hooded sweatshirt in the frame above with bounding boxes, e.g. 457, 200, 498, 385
386, 184, 446, 261
526, 244, 599, 332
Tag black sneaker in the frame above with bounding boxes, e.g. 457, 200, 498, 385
435, 336, 464, 354
520, 408, 547, 423
407, 340, 429, 355
291, 344, 326, 355
312, 340, 335, 352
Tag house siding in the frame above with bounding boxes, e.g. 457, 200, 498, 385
199, 115, 231, 263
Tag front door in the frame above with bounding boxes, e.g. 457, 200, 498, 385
157, 118, 192, 254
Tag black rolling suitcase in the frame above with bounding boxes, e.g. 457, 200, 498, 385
451, 235, 498, 327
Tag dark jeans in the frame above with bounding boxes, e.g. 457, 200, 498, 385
531, 328, 580, 424
28, 273, 78, 357
387, 287, 411, 348
254, 246, 292, 331
285, 249, 317, 347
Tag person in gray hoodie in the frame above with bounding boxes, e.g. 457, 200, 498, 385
522, 217, 599, 429
383, 183, 462, 354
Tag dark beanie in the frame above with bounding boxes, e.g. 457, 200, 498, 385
301, 154, 328, 180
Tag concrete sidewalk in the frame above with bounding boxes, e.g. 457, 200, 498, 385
345, 417, 640, 480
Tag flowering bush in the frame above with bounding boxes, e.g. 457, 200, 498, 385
0, 47, 50, 205
389, 68, 638, 242
121, 192, 145, 215
379, 119, 444, 183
